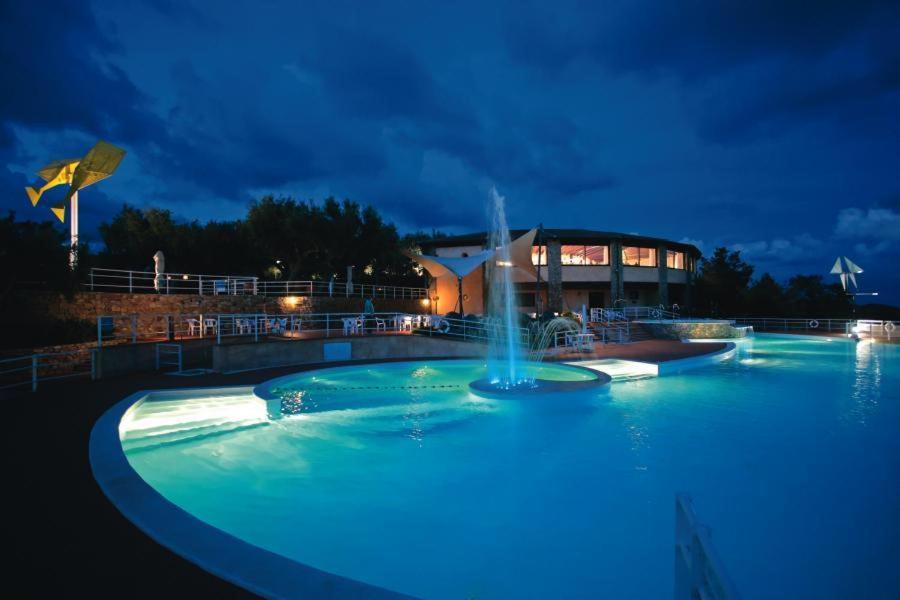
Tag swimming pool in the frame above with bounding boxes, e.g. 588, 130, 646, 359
101, 335, 899, 598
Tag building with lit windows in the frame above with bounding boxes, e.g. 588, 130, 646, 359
419, 229, 701, 315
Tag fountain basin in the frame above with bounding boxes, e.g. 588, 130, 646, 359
468, 362, 610, 398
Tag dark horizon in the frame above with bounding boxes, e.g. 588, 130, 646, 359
2, 0, 898, 303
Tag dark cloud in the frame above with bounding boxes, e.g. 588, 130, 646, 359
1, 0, 898, 302
506, 0, 900, 142
0, 0, 164, 145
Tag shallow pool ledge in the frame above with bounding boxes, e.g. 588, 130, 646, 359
656, 342, 737, 375
89, 389, 414, 600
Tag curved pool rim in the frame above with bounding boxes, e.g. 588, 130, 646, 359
252, 358, 611, 402
89, 387, 412, 600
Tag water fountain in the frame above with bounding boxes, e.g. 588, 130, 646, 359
468, 188, 607, 396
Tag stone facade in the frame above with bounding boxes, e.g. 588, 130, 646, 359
638, 321, 752, 340
5, 291, 426, 351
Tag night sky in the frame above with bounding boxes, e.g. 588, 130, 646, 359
2, 1, 898, 303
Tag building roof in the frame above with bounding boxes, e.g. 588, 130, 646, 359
423, 228, 702, 256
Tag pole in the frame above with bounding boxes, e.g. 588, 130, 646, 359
535, 224, 543, 314
458, 275, 464, 316
69, 190, 79, 269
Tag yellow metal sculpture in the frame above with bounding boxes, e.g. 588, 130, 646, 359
25, 140, 126, 222
25, 140, 126, 267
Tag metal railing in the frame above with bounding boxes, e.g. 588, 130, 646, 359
732, 317, 897, 340
0, 349, 96, 392
87, 268, 428, 299
89, 268, 258, 295
256, 280, 428, 299
96, 311, 530, 348
155, 343, 183, 371
674, 494, 741, 600
592, 306, 681, 321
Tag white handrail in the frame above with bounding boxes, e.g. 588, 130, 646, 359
94, 311, 530, 348
0, 349, 96, 392
87, 268, 428, 299
675, 494, 741, 600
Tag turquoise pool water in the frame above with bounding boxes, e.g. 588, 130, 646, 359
120, 336, 900, 598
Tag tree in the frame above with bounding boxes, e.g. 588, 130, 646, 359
695, 247, 754, 316
744, 273, 785, 316
784, 275, 852, 317
0, 212, 81, 306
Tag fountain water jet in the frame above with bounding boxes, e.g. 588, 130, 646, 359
485, 187, 525, 388
468, 188, 608, 397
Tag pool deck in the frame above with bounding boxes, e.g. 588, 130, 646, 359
5, 340, 727, 596
549, 339, 727, 362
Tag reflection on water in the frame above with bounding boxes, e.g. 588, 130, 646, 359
850, 340, 882, 425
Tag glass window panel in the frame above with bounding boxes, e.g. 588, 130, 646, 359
584, 245, 608, 265
561, 245, 586, 265
623, 246, 656, 266
531, 245, 547, 266
622, 246, 640, 266
667, 250, 685, 269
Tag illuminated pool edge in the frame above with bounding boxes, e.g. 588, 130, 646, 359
89, 387, 412, 600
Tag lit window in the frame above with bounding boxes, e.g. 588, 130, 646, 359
561, 245, 586, 265
666, 250, 685, 269
584, 245, 609, 265
531, 245, 547, 266
622, 246, 657, 267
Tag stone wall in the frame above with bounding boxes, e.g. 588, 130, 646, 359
213, 335, 484, 372
17, 290, 424, 321
638, 320, 753, 340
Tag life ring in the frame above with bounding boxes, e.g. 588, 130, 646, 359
885, 321, 896, 333
436, 318, 451, 334
809, 320, 819, 329
651, 309, 662, 318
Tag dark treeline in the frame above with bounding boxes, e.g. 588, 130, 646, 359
2, 205, 896, 323
96, 196, 431, 284
3, 197, 442, 298
694, 247, 892, 318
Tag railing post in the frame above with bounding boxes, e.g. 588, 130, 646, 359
199, 275, 203, 295
97, 316, 103, 348
31, 354, 38, 392
90, 349, 97, 381
326, 313, 330, 338
254, 315, 259, 342
217, 318, 222, 345
90, 270, 94, 291
128, 271, 133, 293
131, 315, 138, 343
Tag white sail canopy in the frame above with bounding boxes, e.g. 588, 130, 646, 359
404, 249, 496, 280
830, 256, 863, 291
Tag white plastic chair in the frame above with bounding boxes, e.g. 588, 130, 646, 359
235, 318, 250, 334
203, 318, 217, 335
185, 318, 200, 336
374, 317, 387, 332
342, 318, 354, 336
